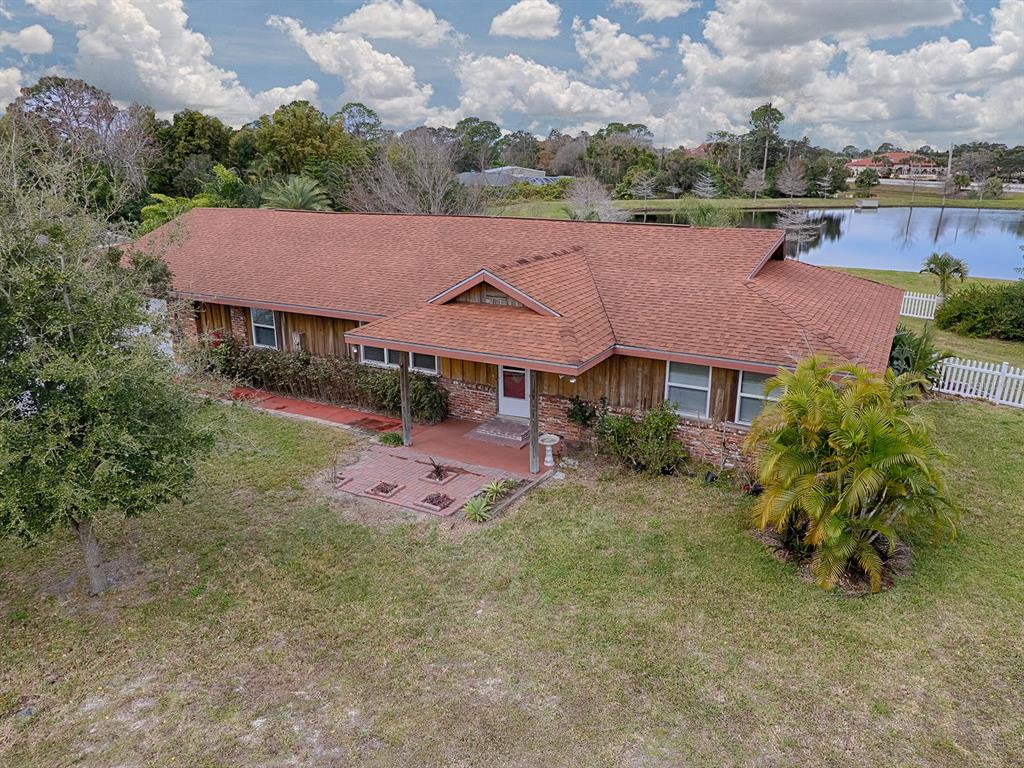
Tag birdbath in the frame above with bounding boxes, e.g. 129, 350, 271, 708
538, 433, 560, 468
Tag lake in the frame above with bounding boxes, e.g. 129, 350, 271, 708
642, 207, 1024, 280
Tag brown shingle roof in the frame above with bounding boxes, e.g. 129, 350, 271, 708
135, 208, 902, 373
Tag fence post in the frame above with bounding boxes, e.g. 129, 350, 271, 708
994, 362, 1010, 404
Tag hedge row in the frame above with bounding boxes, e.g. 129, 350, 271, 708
214, 341, 449, 424
935, 281, 1024, 342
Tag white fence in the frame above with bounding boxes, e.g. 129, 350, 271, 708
936, 358, 1024, 409
901, 291, 941, 319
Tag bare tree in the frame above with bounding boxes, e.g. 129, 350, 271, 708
741, 169, 766, 199
776, 207, 819, 257
693, 171, 718, 199
345, 131, 484, 215
629, 171, 658, 222
565, 177, 628, 222
775, 158, 807, 198
8, 77, 155, 217
550, 138, 587, 176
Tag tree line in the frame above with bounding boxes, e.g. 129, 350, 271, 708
5, 77, 1022, 232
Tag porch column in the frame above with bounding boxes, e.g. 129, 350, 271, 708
529, 368, 540, 474
399, 353, 413, 446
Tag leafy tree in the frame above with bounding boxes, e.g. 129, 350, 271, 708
920, 251, 968, 297
854, 167, 880, 192
151, 109, 231, 193
746, 356, 956, 593
0, 111, 215, 595
981, 177, 1004, 199
495, 129, 540, 169
260, 175, 332, 211
253, 101, 332, 175
333, 102, 386, 143
228, 128, 260, 173
454, 117, 502, 172
749, 102, 785, 174
171, 152, 214, 196
139, 193, 195, 234
876, 142, 898, 153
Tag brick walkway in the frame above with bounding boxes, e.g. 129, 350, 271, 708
333, 446, 528, 516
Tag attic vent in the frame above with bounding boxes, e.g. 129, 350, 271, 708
483, 289, 512, 306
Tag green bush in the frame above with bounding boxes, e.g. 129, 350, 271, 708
889, 323, 950, 384
566, 395, 600, 428
596, 401, 686, 476
378, 432, 403, 446
488, 179, 572, 202
216, 341, 449, 423
463, 495, 493, 523
934, 281, 1024, 341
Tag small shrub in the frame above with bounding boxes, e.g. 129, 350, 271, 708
888, 323, 950, 384
427, 456, 449, 481
463, 495, 493, 523
596, 401, 685, 476
566, 395, 599, 428
482, 478, 516, 502
934, 281, 1024, 341
378, 432, 403, 446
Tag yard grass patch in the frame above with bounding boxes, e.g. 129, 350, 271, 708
1, 401, 1023, 766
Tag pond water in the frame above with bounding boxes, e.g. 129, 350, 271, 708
640, 207, 1024, 280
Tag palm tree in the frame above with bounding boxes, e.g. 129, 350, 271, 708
745, 355, 956, 592
260, 175, 332, 211
920, 251, 968, 297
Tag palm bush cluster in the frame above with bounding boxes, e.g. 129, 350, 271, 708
745, 356, 956, 592
888, 323, 950, 384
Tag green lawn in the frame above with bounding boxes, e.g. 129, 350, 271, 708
494, 188, 1024, 218
2, 401, 1024, 766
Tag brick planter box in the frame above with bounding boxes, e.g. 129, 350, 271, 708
413, 492, 457, 515
366, 481, 404, 499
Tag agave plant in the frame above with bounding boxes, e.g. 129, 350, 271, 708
482, 478, 516, 503
463, 495, 492, 523
260, 174, 332, 211
745, 355, 957, 592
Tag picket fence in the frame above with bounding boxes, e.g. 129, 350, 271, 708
936, 357, 1024, 409
901, 291, 941, 319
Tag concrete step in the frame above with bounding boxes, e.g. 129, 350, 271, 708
467, 418, 530, 446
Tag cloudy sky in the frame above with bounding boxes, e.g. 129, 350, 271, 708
1, 0, 1021, 149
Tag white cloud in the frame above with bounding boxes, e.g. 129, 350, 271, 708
0, 2, 12, 21
336, 0, 459, 47
665, 0, 1023, 147
489, 0, 561, 40
268, 14, 437, 125
572, 15, 664, 80
451, 52, 652, 129
610, 0, 697, 22
27, 0, 318, 125
0, 24, 53, 54
0, 65, 21, 106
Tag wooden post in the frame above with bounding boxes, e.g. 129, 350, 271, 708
399, 352, 412, 446
529, 369, 540, 474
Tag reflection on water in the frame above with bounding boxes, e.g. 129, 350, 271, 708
636, 206, 1024, 279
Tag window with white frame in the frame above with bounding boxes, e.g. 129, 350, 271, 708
665, 362, 711, 418
250, 308, 278, 348
735, 371, 780, 425
359, 345, 437, 374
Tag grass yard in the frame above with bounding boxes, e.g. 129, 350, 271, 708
493, 189, 1024, 219
2, 401, 1024, 767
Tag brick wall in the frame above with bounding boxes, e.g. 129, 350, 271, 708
229, 306, 248, 344
169, 300, 199, 347
674, 418, 749, 469
442, 378, 498, 422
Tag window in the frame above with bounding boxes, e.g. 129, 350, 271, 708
735, 371, 780, 425
665, 362, 711, 418
359, 345, 437, 374
250, 308, 278, 348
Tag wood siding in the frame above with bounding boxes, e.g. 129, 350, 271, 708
451, 282, 523, 307
709, 367, 739, 423
537, 355, 665, 409
440, 357, 498, 387
277, 312, 360, 357
195, 302, 231, 337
